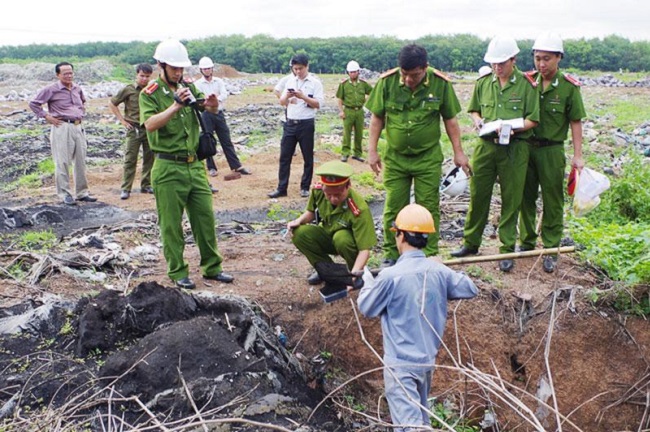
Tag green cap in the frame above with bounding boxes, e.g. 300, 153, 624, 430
315, 160, 354, 186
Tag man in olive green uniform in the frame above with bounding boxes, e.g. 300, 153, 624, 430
109, 63, 154, 200
288, 160, 377, 285
518, 33, 586, 273
336, 60, 373, 162
451, 36, 540, 273
140, 39, 234, 289
366, 44, 470, 267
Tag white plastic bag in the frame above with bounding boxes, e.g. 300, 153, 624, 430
573, 167, 610, 217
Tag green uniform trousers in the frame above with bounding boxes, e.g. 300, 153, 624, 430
152, 159, 223, 281
292, 225, 359, 269
519, 143, 566, 249
383, 149, 442, 259
463, 139, 530, 254
121, 126, 153, 191
342, 107, 365, 157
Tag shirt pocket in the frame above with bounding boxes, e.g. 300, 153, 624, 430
479, 101, 496, 120
505, 98, 523, 115
545, 101, 566, 116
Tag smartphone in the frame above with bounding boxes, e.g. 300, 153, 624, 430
498, 123, 512, 145
287, 88, 295, 93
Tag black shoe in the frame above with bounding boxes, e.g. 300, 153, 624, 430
341, 156, 349, 162
236, 167, 252, 175
175, 277, 196, 289
516, 245, 533, 252
380, 258, 396, 270
203, 272, 234, 283
543, 255, 557, 273
351, 155, 365, 162
141, 186, 154, 194
120, 190, 130, 200
499, 259, 514, 273
63, 195, 76, 206
77, 195, 97, 202
450, 246, 479, 258
300, 189, 310, 198
268, 189, 287, 198
307, 271, 322, 285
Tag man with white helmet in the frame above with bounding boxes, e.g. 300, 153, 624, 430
139, 39, 234, 289
518, 33, 586, 273
451, 36, 540, 273
336, 60, 373, 162
194, 56, 251, 179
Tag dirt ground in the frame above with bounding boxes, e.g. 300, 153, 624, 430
1, 76, 649, 431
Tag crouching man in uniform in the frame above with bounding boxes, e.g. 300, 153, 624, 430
287, 160, 377, 285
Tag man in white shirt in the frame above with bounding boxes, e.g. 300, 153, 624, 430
194, 56, 251, 178
268, 54, 324, 198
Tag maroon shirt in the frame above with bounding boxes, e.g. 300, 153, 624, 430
29, 81, 86, 120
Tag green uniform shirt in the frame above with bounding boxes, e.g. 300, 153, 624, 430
139, 78, 204, 154
531, 71, 586, 142
468, 66, 540, 140
111, 83, 144, 125
336, 78, 373, 108
365, 67, 461, 156
307, 188, 377, 251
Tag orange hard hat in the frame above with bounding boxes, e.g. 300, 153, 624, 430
391, 203, 436, 234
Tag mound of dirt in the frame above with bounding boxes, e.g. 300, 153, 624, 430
0, 282, 342, 430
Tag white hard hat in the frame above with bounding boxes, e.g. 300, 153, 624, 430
478, 65, 492, 78
153, 39, 192, 68
484, 36, 520, 63
440, 166, 469, 197
198, 56, 214, 69
346, 60, 360, 72
532, 32, 564, 54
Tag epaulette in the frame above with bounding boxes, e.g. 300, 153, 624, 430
380, 67, 399, 79
313, 182, 323, 190
347, 197, 361, 217
523, 71, 538, 88
143, 82, 158, 95
432, 68, 450, 82
340, 77, 348, 83
563, 73, 582, 87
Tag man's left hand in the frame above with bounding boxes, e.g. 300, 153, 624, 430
571, 156, 585, 171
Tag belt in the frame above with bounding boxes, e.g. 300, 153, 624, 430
59, 118, 82, 125
344, 106, 362, 110
530, 138, 564, 147
286, 118, 314, 125
155, 153, 197, 163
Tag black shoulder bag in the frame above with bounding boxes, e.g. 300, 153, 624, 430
192, 105, 217, 160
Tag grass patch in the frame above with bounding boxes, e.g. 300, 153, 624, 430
17, 230, 58, 252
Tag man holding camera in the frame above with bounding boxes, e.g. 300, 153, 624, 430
268, 54, 324, 199
139, 39, 234, 289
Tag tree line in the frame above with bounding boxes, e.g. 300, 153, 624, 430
1, 34, 648, 73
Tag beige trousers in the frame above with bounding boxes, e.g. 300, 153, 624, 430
50, 123, 88, 199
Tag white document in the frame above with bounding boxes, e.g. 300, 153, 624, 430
479, 118, 525, 137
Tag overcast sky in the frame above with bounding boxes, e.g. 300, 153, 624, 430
2, 0, 649, 47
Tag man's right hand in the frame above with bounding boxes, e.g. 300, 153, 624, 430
368, 150, 382, 175
339, 111, 345, 120
45, 114, 62, 126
